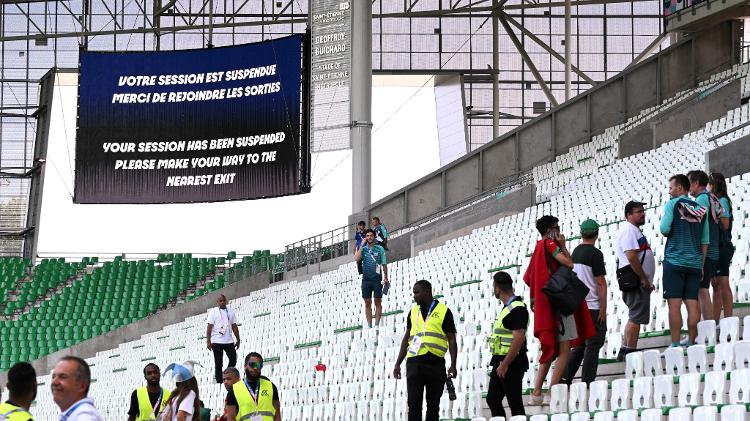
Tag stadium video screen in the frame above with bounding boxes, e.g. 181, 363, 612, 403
74, 34, 309, 204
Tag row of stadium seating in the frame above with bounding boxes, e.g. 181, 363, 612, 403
19, 64, 750, 419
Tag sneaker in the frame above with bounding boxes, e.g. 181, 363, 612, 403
528, 393, 543, 406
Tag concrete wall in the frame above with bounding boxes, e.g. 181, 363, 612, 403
707, 132, 750, 178
0, 272, 269, 385
357, 22, 739, 233
620, 79, 741, 158
385, 184, 536, 261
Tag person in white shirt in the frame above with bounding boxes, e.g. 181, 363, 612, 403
207, 294, 240, 384
615, 201, 656, 361
160, 361, 201, 421
51, 356, 104, 421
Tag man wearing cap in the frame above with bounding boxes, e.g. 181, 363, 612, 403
562, 219, 607, 385
616, 201, 656, 360
225, 352, 281, 421
127, 363, 171, 421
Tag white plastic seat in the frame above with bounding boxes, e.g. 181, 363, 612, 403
643, 349, 663, 376
694, 405, 718, 421
719, 316, 740, 343
714, 343, 735, 371
568, 382, 587, 413
530, 415, 549, 421
641, 408, 662, 421
687, 344, 707, 373
588, 380, 609, 411
592, 411, 614, 421
663, 347, 686, 375
678, 372, 701, 406
570, 412, 589, 421
549, 383, 568, 413
509, 416, 527, 421
632, 376, 653, 409
704, 370, 727, 405
489, 418, 505, 421
452, 392, 468, 419
653, 374, 675, 408
668, 407, 692, 421
742, 315, 750, 340
625, 351, 644, 379
616, 409, 638, 421
734, 341, 750, 369
467, 392, 482, 419
729, 368, 750, 404
720, 404, 747, 421
696, 320, 717, 346
610, 378, 630, 411
551, 414, 570, 421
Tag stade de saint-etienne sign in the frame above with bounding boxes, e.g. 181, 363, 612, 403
310, 0, 352, 153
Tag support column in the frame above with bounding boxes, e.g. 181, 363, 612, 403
492, 0, 500, 140
351, 0, 373, 213
564, 0, 571, 100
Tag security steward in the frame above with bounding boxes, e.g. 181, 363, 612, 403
393, 280, 458, 421
486, 271, 529, 418
226, 352, 281, 421
0, 362, 36, 421
127, 363, 171, 421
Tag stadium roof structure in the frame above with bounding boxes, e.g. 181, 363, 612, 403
0, 0, 664, 257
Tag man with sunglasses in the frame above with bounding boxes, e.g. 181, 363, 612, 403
225, 352, 280, 421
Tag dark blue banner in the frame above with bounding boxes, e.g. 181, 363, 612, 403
75, 34, 309, 204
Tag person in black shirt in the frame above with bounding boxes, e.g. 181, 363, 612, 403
225, 352, 280, 421
393, 280, 458, 421
127, 363, 168, 421
486, 271, 529, 418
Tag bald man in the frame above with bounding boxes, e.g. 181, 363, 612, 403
207, 294, 240, 383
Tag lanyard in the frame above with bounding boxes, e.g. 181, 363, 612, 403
151, 389, 163, 417
367, 247, 378, 263
219, 308, 230, 325
417, 300, 437, 333
61, 399, 93, 421
503, 295, 517, 309
245, 379, 260, 406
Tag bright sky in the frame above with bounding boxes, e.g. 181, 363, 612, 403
36, 74, 441, 256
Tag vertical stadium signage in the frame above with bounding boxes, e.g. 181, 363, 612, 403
75, 35, 309, 204
310, 0, 352, 152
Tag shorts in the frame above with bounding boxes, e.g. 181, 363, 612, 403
623, 285, 652, 325
662, 261, 701, 300
361, 277, 383, 299
716, 246, 734, 277
557, 313, 577, 341
700, 258, 718, 288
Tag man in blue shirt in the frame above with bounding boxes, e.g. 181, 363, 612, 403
355, 229, 389, 328
661, 174, 708, 347
354, 221, 366, 275
688, 170, 719, 321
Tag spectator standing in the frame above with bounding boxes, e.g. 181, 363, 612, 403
127, 363, 171, 421
51, 356, 104, 420
354, 229, 389, 328
372, 217, 389, 250
688, 170, 719, 321
562, 219, 607, 385
225, 352, 281, 421
661, 174, 707, 347
615, 201, 656, 361
216, 368, 240, 421
710, 172, 735, 320
523, 215, 594, 405
486, 272, 529, 418
161, 360, 201, 421
207, 294, 240, 384
0, 362, 36, 421
354, 221, 366, 275
393, 280, 458, 421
